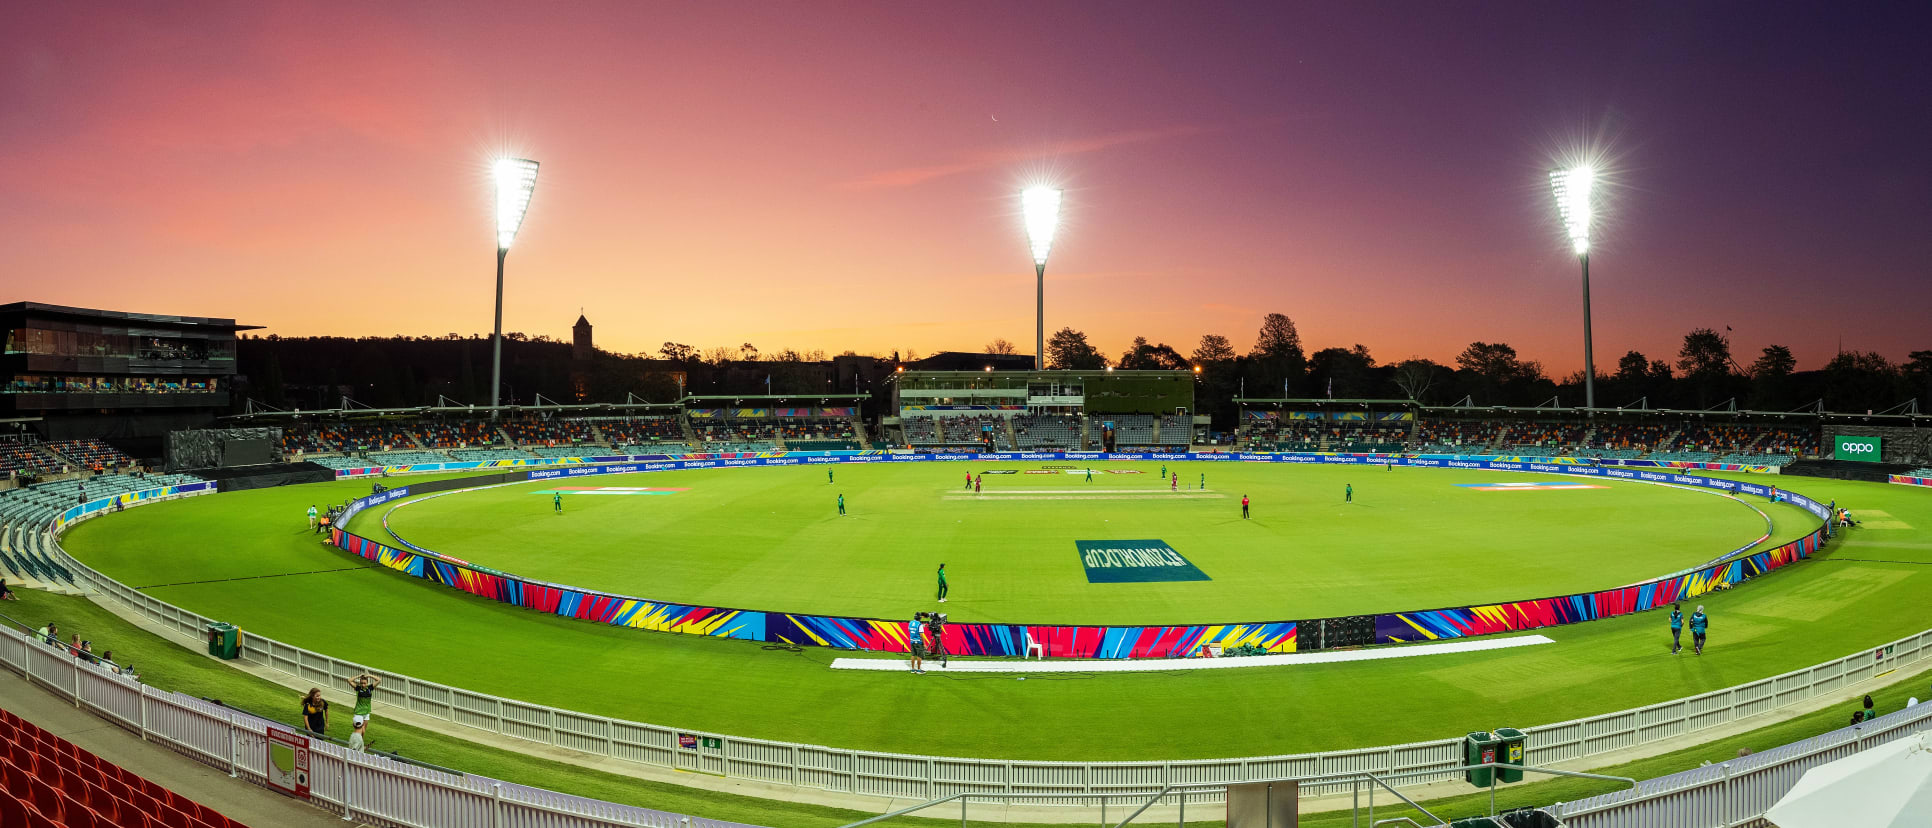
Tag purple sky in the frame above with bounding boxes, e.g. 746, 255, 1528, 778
3, 2, 1927, 371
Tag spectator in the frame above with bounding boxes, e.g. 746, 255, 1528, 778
1850, 710, 1863, 726
301, 688, 330, 736
98, 650, 118, 674
346, 672, 382, 728
0, 578, 16, 600
1864, 694, 1876, 720
35, 621, 58, 646
348, 720, 367, 752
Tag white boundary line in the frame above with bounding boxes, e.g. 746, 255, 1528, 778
832, 634, 1556, 673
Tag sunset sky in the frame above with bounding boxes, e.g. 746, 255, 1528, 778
5, 3, 1928, 373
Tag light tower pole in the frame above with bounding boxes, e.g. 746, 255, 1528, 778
1550, 167, 1596, 410
1022, 187, 1063, 370
491, 158, 540, 417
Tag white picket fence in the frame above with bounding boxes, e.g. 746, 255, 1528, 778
0, 625, 763, 828
39, 500, 1932, 811
1552, 699, 1932, 827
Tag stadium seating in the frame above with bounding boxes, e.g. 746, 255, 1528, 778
692, 420, 780, 452
1013, 414, 1082, 449
593, 417, 682, 445
324, 422, 417, 452
501, 418, 597, 447
303, 455, 375, 470
448, 448, 536, 462
1, 443, 63, 477
45, 440, 137, 471
0, 705, 247, 828
616, 442, 693, 456
408, 420, 507, 449
1158, 415, 1196, 446
363, 451, 453, 466
1092, 415, 1156, 448
901, 416, 939, 445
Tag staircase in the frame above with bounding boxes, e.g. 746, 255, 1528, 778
678, 414, 703, 450
1002, 418, 1019, 450
851, 417, 872, 450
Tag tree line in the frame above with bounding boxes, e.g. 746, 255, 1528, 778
234, 323, 1929, 429
1035, 317, 1931, 428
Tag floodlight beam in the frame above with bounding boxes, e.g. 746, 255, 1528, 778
1023, 187, 1063, 370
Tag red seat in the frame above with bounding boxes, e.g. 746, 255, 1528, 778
27, 805, 63, 828
55, 751, 80, 774
157, 804, 193, 828
28, 778, 64, 824
129, 788, 163, 817
85, 783, 120, 823
0, 791, 28, 827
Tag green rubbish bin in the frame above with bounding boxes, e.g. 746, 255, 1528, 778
1493, 727, 1526, 783
206, 622, 239, 660
1464, 731, 1500, 787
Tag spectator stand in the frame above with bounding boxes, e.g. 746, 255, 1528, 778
1235, 399, 1417, 452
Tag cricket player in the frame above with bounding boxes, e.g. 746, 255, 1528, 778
307, 505, 318, 530
1690, 606, 1709, 655
837, 493, 845, 515
828, 468, 834, 484
936, 563, 948, 602
554, 492, 563, 514
1345, 483, 1353, 503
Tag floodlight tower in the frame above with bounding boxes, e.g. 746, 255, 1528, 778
490, 158, 540, 416
1022, 187, 1063, 370
1549, 167, 1595, 411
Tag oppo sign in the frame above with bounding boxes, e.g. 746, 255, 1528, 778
1834, 435, 1883, 462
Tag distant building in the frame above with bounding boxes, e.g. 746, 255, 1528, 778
572, 313, 593, 361
0, 301, 256, 447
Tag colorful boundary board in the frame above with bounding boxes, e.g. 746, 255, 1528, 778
319, 451, 1835, 659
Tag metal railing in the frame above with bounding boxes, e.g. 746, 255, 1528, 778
839, 764, 1640, 828
0, 621, 763, 828
36, 484, 1932, 808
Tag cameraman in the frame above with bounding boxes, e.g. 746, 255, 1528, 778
926, 612, 948, 668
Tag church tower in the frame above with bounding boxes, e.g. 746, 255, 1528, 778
572, 312, 593, 361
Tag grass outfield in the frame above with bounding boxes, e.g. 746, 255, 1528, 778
56, 465, 1932, 762
369, 462, 1774, 623
12, 586, 1931, 828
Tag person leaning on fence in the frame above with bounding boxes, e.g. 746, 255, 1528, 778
349, 720, 367, 752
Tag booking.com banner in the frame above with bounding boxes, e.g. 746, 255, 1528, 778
321, 451, 1832, 659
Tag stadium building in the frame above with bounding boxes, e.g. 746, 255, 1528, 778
2, 301, 254, 454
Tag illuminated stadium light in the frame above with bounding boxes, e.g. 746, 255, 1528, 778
1549, 166, 1597, 410
495, 158, 541, 250
1022, 187, 1064, 370
1549, 167, 1593, 255
490, 157, 541, 415
1023, 187, 1062, 265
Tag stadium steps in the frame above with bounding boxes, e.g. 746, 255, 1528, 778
851, 417, 872, 450
677, 415, 701, 448
1002, 418, 1019, 450
772, 431, 788, 451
